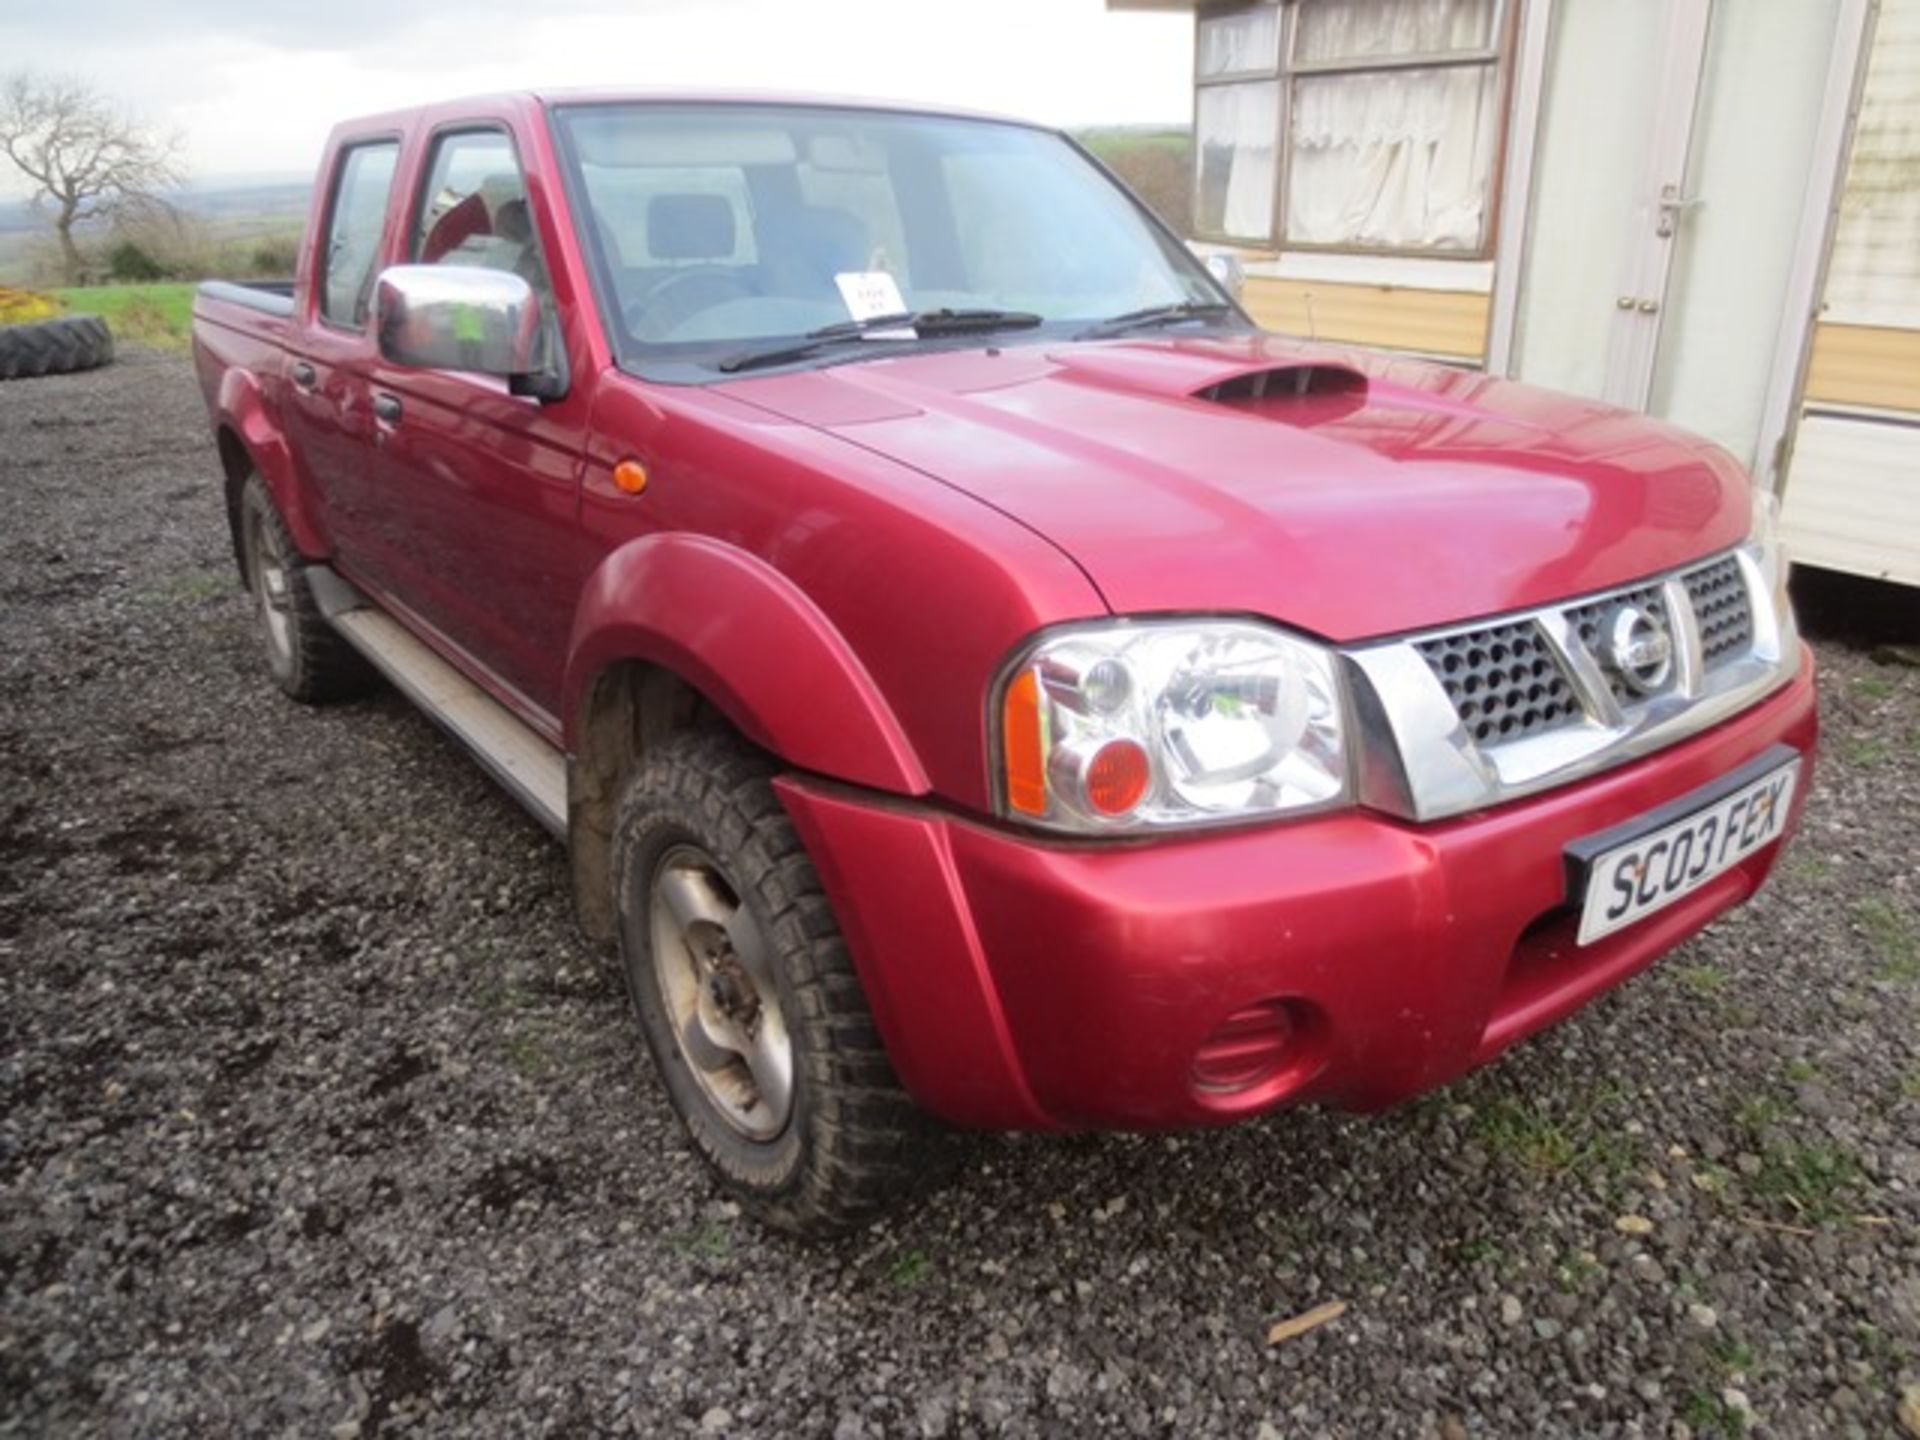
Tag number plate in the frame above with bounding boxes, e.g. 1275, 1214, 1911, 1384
1573, 754, 1800, 946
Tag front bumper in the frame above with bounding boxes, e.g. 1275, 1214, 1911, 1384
776, 652, 1817, 1130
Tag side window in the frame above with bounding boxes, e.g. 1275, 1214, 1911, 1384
413, 130, 554, 307
321, 141, 399, 328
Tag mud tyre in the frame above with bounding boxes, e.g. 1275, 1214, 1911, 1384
0, 314, 114, 381
238, 475, 375, 703
612, 730, 946, 1236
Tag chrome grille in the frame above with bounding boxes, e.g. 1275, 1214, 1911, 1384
1684, 556, 1753, 668
1566, 582, 1674, 705
1415, 621, 1581, 745
1352, 545, 1798, 824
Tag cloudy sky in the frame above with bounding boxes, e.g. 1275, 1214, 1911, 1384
0, 0, 1195, 193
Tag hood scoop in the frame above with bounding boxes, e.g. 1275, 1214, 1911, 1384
1196, 362, 1369, 414
1046, 342, 1369, 408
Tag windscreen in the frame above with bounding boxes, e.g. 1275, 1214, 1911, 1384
550, 102, 1224, 379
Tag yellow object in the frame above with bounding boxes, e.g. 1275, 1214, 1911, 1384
0, 287, 61, 325
1803, 323, 1920, 414
1266, 1299, 1348, 1346
1239, 276, 1490, 360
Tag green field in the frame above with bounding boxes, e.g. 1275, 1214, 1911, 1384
1072, 127, 1193, 235
1075, 126, 1191, 162
51, 283, 196, 350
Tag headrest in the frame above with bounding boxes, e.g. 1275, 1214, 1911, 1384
647, 193, 736, 261
493, 197, 533, 245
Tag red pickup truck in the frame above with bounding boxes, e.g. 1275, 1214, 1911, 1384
193, 91, 1816, 1234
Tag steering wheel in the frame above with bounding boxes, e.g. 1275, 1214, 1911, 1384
626, 266, 758, 341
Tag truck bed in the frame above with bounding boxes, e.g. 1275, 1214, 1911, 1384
196, 279, 296, 318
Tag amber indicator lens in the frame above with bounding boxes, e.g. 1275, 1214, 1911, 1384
1002, 670, 1047, 815
613, 459, 649, 495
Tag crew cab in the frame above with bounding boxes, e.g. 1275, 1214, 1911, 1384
192, 91, 1816, 1234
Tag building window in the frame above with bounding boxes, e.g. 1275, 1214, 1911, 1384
1193, 0, 1509, 255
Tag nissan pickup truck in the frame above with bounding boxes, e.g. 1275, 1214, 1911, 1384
192, 91, 1816, 1235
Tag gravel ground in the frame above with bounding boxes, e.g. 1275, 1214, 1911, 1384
2, 348, 1918, 1439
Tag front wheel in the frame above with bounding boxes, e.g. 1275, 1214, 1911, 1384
612, 730, 943, 1235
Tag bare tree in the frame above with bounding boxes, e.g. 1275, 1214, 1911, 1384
0, 72, 183, 285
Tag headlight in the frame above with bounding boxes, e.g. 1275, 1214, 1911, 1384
995, 619, 1349, 833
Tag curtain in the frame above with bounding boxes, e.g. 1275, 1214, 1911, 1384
1197, 82, 1281, 240
1285, 64, 1498, 250
1198, 6, 1282, 77
1293, 0, 1498, 63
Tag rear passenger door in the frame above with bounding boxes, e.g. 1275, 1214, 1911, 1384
362, 124, 587, 723
282, 138, 401, 579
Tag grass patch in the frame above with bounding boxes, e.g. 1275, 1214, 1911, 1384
1553, 1248, 1603, 1294
1691, 1162, 1733, 1195
51, 282, 196, 349
887, 1248, 933, 1287
1074, 126, 1191, 160
1710, 1338, 1758, 1375
1734, 1095, 1792, 1134
1784, 1059, 1819, 1084
670, 1223, 732, 1259
1747, 1141, 1863, 1223
1854, 674, 1896, 701
1473, 1092, 1632, 1180
1841, 737, 1890, 769
474, 977, 537, 1013
154, 569, 227, 605
1854, 898, 1920, 982
1853, 1320, 1903, 1381
504, 1030, 553, 1078
1785, 853, 1829, 885
1676, 963, 1731, 997
1728, 1087, 1865, 1223
1680, 1390, 1748, 1436
1680, 1339, 1759, 1436
502, 1017, 580, 1079
1447, 1236, 1504, 1267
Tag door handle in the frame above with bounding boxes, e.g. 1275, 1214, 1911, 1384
291, 361, 316, 391
372, 392, 403, 425
1656, 186, 1704, 238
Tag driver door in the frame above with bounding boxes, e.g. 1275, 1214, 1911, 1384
361, 123, 588, 719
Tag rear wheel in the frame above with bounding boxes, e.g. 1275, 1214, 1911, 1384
613, 730, 943, 1235
238, 476, 374, 703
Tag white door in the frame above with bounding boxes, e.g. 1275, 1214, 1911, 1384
1601, 0, 1714, 414
1512, 0, 1845, 470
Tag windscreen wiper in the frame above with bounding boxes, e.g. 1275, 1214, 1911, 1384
1077, 300, 1238, 340
716, 308, 1044, 374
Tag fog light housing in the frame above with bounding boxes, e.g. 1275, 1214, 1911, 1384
1191, 1000, 1301, 1094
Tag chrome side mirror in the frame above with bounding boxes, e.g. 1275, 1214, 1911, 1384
374, 264, 550, 389
1204, 251, 1247, 301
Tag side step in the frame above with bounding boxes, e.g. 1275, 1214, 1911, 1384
313, 570, 567, 838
